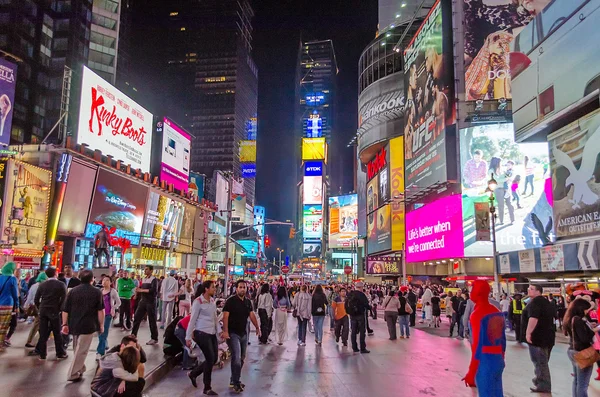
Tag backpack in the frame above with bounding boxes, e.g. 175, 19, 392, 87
162, 315, 183, 357
345, 291, 361, 316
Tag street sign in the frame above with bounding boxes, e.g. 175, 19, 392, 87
285, 255, 289, 267
282, 266, 290, 274
344, 265, 352, 275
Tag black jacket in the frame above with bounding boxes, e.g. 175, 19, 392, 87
311, 293, 328, 316
59, 276, 81, 289
35, 279, 67, 315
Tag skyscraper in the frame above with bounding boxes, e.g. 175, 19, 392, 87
164, 0, 258, 205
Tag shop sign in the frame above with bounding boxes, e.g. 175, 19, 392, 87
367, 147, 387, 180
140, 246, 167, 262
366, 256, 402, 275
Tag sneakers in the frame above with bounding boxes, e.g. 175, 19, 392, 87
56, 354, 68, 360
204, 390, 218, 396
27, 350, 40, 357
96, 353, 102, 361
368, 331, 374, 336
25, 343, 35, 348
342, 342, 348, 347
360, 349, 370, 354
335, 336, 339, 343
146, 339, 159, 345
297, 340, 302, 346
231, 385, 243, 394
229, 382, 245, 389
188, 371, 197, 388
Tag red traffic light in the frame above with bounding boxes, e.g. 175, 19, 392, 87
265, 235, 271, 248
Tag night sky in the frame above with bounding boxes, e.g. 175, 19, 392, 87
129, 0, 378, 257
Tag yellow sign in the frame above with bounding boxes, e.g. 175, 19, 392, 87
390, 136, 405, 251
302, 138, 326, 160
140, 246, 167, 262
239, 140, 257, 162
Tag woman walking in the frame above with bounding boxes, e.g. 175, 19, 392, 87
382, 290, 400, 340
398, 291, 412, 338
257, 284, 273, 344
565, 298, 599, 397
97, 276, 121, 359
0, 262, 18, 351
273, 286, 289, 345
311, 285, 327, 345
293, 285, 311, 346
179, 279, 194, 317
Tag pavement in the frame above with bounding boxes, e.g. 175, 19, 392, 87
0, 319, 171, 397
149, 312, 600, 397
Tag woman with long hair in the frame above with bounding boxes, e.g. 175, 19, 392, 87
311, 285, 328, 345
257, 283, 273, 344
178, 279, 194, 317
564, 298, 599, 397
97, 276, 121, 359
293, 285, 311, 346
273, 285, 289, 345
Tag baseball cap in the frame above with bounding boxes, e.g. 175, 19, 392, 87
169, 270, 176, 276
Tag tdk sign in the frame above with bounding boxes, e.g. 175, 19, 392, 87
241, 163, 256, 178
304, 161, 323, 176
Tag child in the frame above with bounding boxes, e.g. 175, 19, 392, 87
511, 175, 522, 209
424, 302, 433, 327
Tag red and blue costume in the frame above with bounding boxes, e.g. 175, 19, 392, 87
463, 280, 506, 396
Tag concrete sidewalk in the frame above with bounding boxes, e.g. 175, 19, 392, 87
0, 319, 172, 397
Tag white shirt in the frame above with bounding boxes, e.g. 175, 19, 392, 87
161, 276, 179, 302
186, 294, 218, 340
500, 299, 510, 313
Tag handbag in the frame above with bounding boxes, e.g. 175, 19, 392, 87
574, 346, 600, 369
292, 308, 298, 318
405, 302, 414, 314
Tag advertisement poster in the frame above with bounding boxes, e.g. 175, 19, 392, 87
328, 194, 358, 248
302, 138, 326, 160
77, 67, 153, 172
303, 211, 323, 239
518, 249, 536, 273
303, 176, 322, 205
140, 191, 185, 248
368, 204, 391, 254
461, 123, 553, 255
2, 161, 51, 251
499, 253, 511, 274
178, 204, 195, 253
357, 165, 367, 238
0, 59, 16, 146
231, 194, 246, 224
404, 0, 455, 191
474, 202, 490, 241
406, 195, 464, 262
245, 116, 257, 140
549, 110, 600, 240
463, 0, 537, 101
188, 172, 205, 199
367, 256, 402, 275
85, 169, 148, 245
239, 140, 257, 162
303, 241, 322, 257
390, 137, 405, 251
540, 245, 565, 272
160, 117, 190, 192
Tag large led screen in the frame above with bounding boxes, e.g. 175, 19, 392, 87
404, 0, 455, 191
302, 138, 326, 160
303, 176, 322, 205
367, 204, 391, 254
367, 256, 402, 275
406, 195, 464, 262
160, 117, 191, 192
460, 123, 553, 255
77, 67, 153, 172
329, 194, 358, 248
0, 59, 16, 147
303, 205, 323, 239
141, 191, 185, 248
239, 140, 257, 162
85, 169, 148, 245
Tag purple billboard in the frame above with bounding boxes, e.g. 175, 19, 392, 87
0, 59, 16, 146
160, 117, 191, 192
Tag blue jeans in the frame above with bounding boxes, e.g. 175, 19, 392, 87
399, 315, 410, 337
227, 332, 248, 387
174, 325, 192, 368
568, 348, 593, 397
96, 314, 112, 355
313, 316, 325, 343
297, 318, 308, 343
529, 345, 552, 392
329, 305, 335, 329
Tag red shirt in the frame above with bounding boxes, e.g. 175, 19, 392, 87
178, 314, 191, 330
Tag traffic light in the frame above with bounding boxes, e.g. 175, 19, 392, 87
289, 227, 296, 239
265, 235, 271, 248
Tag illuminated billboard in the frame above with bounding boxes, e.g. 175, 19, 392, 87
303, 241, 322, 257
303, 214, 323, 239
329, 194, 358, 248
160, 117, 191, 192
305, 113, 322, 138
304, 161, 323, 176
239, 140, 257, 162
141, 191, 185, 248
245, 117, 257, 140
0, 58, 16, 147
303, 176, 322, 205
302, 138, 326, 160
77, 66, 153, 172
241, 163, 256, 178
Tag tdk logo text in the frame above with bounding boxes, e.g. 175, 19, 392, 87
304, 161, 323, 176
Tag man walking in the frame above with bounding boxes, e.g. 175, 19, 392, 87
131, 266, 159, 345
117, 270, 135, 330
222, 280, 260, 394
29, 267, 67, 360
332, 287, 349, 346
160, 270, 179, 329
62, 269, 104, 381
407, 287, 417, 326
346, 282, 370, 354
524, 284, 555, 393
58, 264, 81, 289
328, 286, 339, 331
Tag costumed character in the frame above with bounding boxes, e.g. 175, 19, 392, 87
462, 280, 506, 396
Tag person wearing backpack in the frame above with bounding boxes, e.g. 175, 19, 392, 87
382, 290, 400, 340
346, 282, 370, 353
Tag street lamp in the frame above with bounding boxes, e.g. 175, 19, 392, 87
487, 173, 500, 300
277, 248, 284, 269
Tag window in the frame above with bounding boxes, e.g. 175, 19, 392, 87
51, 0, 72, 13
53, 37, 68, 51
92, 14, 117, 30
93, 0, 119, 13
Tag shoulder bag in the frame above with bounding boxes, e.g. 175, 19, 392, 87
573, 318, 600, 369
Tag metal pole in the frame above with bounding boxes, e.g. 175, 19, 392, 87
402, 242, 407, 286
490, 194, 500, 300
223, 172, 233, 296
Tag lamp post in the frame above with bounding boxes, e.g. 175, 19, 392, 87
486, 173, 501, 300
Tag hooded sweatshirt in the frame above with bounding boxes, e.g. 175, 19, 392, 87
0, 262, 18, 307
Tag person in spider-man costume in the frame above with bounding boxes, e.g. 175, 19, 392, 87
462, 280, 506, 396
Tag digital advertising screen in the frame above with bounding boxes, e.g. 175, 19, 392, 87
239, 140, 257, 162
404, 0, 455, 191
85, 169, 148, 245
241, 163, 256, 178
305, 114, 323, 138
160, 117, 191, 192
303, 175, 323, 205
367, 204, 391, 254
302, 138, 326, 160
367, 256, 402, 275
328, 194, 358, 248
178, 204, 196, 253
460, 123, 553, 255
77, 66, 153, 172
303, 204, 323, 239
303, 241, 322, 257
304, 161, 323, 176
188, 172, 205, 199
140, 191, 185, 248
0, 58, 16, 147
405, 194, 464, 262
245, 117, 257, 140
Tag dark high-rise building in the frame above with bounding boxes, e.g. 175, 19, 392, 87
164, 0, 258, 205
0, 0, 128, 144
